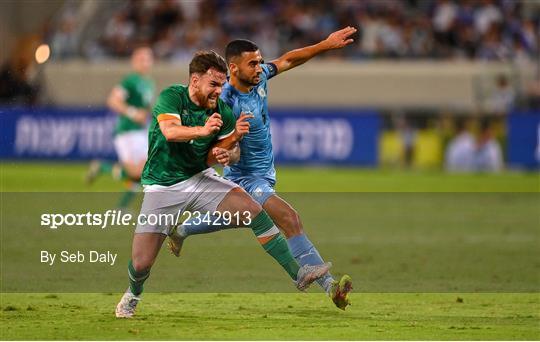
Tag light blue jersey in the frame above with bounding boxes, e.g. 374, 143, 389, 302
221, 63, 278, 204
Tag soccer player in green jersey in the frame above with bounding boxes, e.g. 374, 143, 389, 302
115, 51, 330, 318
86, 47, 155, 208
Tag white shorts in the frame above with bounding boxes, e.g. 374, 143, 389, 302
135, 168, 239, 234
114, 130, 148, 164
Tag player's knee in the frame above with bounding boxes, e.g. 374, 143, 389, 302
219, 188, 262, 225
244, 199, 262, 218
225, 187, 262, 218
280, 208, 303, 236
130, 173, 142, 182
131, 255, 153, 272
125, 169, 141, 182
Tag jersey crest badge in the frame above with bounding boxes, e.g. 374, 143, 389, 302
257, 86, 266, 98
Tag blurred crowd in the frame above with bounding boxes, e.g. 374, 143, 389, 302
383, 113, 507, 172
47, 0, 539, 62
444, 118, 503, 172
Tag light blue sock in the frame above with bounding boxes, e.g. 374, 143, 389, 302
179, 214, 234, 237
287, 234, 334, 293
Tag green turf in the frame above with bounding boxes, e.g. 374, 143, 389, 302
1, 162, 538, 192
1, 293, 539, 340
1, 162, 539, 340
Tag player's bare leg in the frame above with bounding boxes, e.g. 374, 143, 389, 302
116, 233, 166, 318
263, 195, 304, 238
131, 232, 166, 271
264, 194, 353, 309
121, 160, 145, 182
113, 160, 145, 211
115, 160, 145, 210
167, 187, 257, 257
215, 187, 260, 222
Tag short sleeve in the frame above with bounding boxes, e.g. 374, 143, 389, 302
119, 75, 133, 94
114, 75, 133, 99
217, 101, 236, 140
152, 86, 182, 122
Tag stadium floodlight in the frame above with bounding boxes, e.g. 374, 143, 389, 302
35, 44, 50, 64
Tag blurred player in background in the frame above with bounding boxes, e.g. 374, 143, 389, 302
445, 119, 475, 172
168, 27, 356, 310
86, 46, 155, 209
475, 121, 503, 172
116, 51, 330, 318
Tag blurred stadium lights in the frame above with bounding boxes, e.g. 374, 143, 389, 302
35, 44, 51, 64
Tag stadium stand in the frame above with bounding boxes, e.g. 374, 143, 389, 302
42, 0, 539, 62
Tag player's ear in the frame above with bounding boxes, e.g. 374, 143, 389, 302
190, 73, 199, 89
228, 62, 237, 75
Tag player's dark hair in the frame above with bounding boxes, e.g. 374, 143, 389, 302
189, 50, 227, 75
132, 43, 152, 52
225, 39, 259, 62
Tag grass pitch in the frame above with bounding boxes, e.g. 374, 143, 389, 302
1, 162, 539, 340
2, 293, 539, 340
1, 162, 538, 192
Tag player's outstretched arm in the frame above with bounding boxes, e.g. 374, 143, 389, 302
159, 113, 222, 142
107, 86, 148, 124
270, 26, 357, 75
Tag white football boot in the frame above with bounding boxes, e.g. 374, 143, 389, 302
115, 288, 141, 318
295, 262, 332, 291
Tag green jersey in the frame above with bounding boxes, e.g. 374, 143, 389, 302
115, 72, 155, 135
141, 84, 236, 186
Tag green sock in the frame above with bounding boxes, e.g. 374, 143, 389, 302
250, 211, 300, 280
117, 189, 136, 209
128, 259, 149, 296
99, 161, 128, 181
112, 164, 128, 181
99, 161, 113, 173
263, 234, 300, 280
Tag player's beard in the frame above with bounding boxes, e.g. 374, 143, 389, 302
238, 71, 260, 87
194, 91, 218, 109
206, 94, 218, 108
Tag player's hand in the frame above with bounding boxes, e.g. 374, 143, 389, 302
133, 109, 149, 124
322, 26, 357, 50
202, 113, 223, 136
234, 112, 254, 140
126, 107, 148, 125
211, 147, 231, 166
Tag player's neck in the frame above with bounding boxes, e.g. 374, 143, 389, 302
188, 85, 203, 107
133, 68, 148, 76
230, 77, 253, 93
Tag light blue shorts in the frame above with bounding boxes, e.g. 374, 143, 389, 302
230, 176, 276, 206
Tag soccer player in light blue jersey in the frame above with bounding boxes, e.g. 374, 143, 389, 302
168, 27, 356, 310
